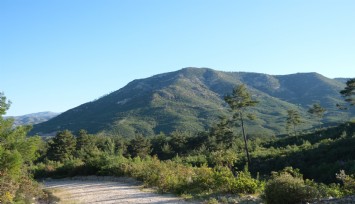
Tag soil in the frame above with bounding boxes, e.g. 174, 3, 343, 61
42, 176, 195, 204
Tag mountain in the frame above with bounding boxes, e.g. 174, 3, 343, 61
30, 68, 352, 137
334, 78, 351, 83
6, 112, 59, 127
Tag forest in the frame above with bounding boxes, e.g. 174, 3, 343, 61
0, 78, 354, 204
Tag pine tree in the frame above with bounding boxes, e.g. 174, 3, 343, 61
208, 116, 235, 151
127, 134, 151, 158
0, 92, 42, 203
47, 130, 76, 161
308, 103, 326, 128
286, 109, 303, 135
224, 84, 258, 165
340, 78, 355, 106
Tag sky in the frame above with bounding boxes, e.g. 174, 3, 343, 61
1, 0, 355, 116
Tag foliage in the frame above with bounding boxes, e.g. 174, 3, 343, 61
249, 122, 355, 184
127, 134, 151, 158
308, 103, 326, 128
224, 84, 258, 164
37, 153, 259, 196
0, 92, 11, 115
340, 78, 355, 106
336, 170, 355, 195
263, 168, 319, 204
230, 166, 258, 194
32, 121, 355, 202
286, 109, 303, 135
47, 130, 76, 162
207, 116, 236, 151
0, 92, 44, 203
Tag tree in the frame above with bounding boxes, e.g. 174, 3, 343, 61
47, 130, 76, 162
286, 109, 303, 135
0, 92, 42, 203
127, 134, 151, 158
208, 116, 236, 151
224, 84, 258, 165
95, 134, 115, 154
150, 132, 170, 159
170, 130, 190, 156
308, 103, 326, 128
75, 129, 98, 160
340, 78, 355, 106
0, 92, 11, 116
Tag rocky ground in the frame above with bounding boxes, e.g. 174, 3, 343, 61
42, 176, 354, 204
311, 195, 355, 204
42, 176, 193, 204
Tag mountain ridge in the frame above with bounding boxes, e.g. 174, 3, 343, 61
5, 111, 59, 127
30, 68, 352, 137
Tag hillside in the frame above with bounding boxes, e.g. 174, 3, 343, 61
30, 68, 351, 137
249, 122, 355, 183
6, 111, 59, 127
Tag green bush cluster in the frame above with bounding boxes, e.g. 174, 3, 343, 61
101, 156, 260, 195
37, 154, 260, 196
263, 171, 319, 204
336, 170, 355, 195
32, 123, 355, 202
263, 167, 352, 204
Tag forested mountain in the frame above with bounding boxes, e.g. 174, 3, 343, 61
30, 68, 352, 136
6, 111, 59, 127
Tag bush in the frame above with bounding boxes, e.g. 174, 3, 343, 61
336, 170, 355, 195
309, 182, 343, 198
33, 160, 64, 178
263, 171, 319, 204
231, 170, 258, 194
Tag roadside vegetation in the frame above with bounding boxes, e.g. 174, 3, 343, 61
0, 78, 354, 203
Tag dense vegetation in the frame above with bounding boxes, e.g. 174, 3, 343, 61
31, 122, 354, 203
1, 76, 354, 203
0, 93, 45, 203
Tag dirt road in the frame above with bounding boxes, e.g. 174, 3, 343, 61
43, 176, 194, 204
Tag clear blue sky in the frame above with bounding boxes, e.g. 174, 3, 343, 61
1, 0, 355, 116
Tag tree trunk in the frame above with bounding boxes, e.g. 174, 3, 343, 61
240, 112, 251, 165
293, 123, 296, 136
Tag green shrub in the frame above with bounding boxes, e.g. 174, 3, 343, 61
59, 158, 85, 176
205, 197, 219, 204
263, 171, 319, 204
191, 165, 215, 193
33, 160, 64, 178
336, 170, 355, 195
212, 166, 236, 193
98, 154, 128, 176
310, 182, 343, 198
230, 170, 258, 194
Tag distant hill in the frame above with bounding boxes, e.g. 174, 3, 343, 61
334, 78, 351, 83
6, 112, 59, 127
30, 68, 352, 137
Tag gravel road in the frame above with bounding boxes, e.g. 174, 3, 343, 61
43, 176, 194, 204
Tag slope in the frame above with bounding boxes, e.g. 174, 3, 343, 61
5, 112, 59, 127
30, 68, 350, 137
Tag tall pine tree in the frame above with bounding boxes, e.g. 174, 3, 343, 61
224, 84, 258, 165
